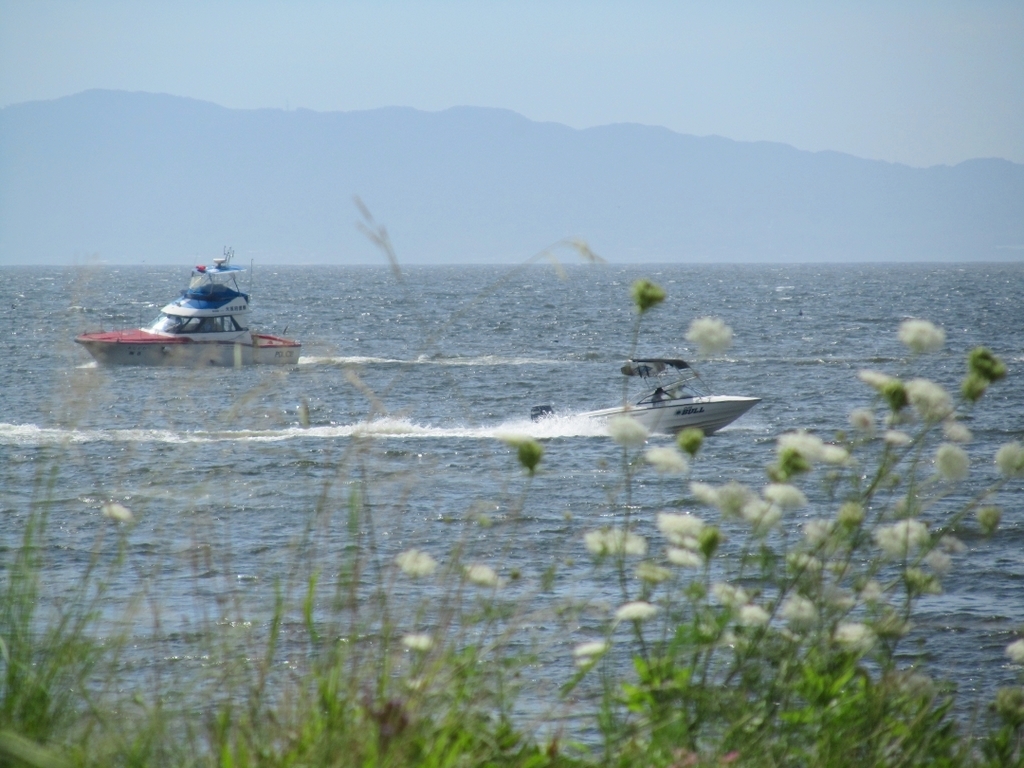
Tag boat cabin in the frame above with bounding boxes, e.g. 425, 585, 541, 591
179, 261, 249, 309
147, 313, 248, 335
143, 253, 253, 337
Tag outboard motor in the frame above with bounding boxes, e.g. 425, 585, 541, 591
531, 405, 555, 421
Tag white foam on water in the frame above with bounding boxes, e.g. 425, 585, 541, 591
299, 355, 568, 368
0, 422, 201, 446
299, 355, 406, 366
0, 413, 611, 447
257, 413, 608, 441
492, 413, 609, 440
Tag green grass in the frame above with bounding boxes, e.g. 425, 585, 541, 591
3, 278, 1024, 767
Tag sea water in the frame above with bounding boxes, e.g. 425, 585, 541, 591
2, 261, 1023, 724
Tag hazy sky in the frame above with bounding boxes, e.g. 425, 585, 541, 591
2, 1, 1022, 168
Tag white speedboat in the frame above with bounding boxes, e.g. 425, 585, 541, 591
75, 249, 301, 367
534, 358, 759, 435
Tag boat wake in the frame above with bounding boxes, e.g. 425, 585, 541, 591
0, 422, 204, 446
299, 355, 570, 368
299, 355, 407, 366
0, 414, 611, 447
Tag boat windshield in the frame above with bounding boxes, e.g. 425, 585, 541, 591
186, 266, 246, 300
631, 367, 709, 405
148, 313, 185, 334
147, 313, 246, 334
636, 381, 692, 405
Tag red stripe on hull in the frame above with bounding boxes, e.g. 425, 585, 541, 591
76, 329, 189, 344
75, 330, 301, 366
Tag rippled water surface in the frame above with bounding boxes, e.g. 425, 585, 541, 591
2, 261, 1024, 720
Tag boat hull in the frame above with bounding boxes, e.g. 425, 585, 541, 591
75, 330, 301, 367
584, 395, 761, 435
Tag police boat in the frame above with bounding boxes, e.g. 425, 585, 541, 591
75, 248, 301, 367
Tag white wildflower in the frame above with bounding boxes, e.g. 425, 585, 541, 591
712, 582, 749, 609
874, 519, 929, 559
898, 319, 945, 354
849, 408, 875, 433
719, 630, 739, 649
885, 411, 911, 427
607, 415, 649, 447
465, 563, 501, 588
859, 580, 884, 603
896, 671, 935, 699
977, 506, 1002, 534
645, 446, 689, 474
876, 611, 913, 638
574, 640, 609, 658
675, 535, 701, 551
715, 481, 754, 518
803, 519, 835, 547
837, 501, 865, 527
741, 499, 781, 533
939, 535, 967, 554
778, 431, 826, 462
935, 443, 970, 482
573, 640, 609, 666
858, 369, 896, 390
906, 566, 942, 595
689, 481, 720, 507
905, 378, 953, 421
996, 442, 1024, 478
685, 316, 733, 356
776, 431, 849, 465
615, 601, 659, 623
787, 553, 822, 573
101, 502, 134, 523
884, 430, 912, 447
584, 528, 647, 557
1006, 639, 1024, 665
405, 676, 426, 692
619, 531, 648, 556
583, 530, 605, 555
656, 512, 705, 544
834, 622, 876, 653
696, 621, 718, 643
763, 483, 807, 510
820, 444, 850, 464
942, 420, 972, 443
667, 547, 704, 568
924, 549, 952, 574
401, 633, 434, 652
780, 594, 817, 629
824, 586, 856, 610
738, 604, 771, 627
636, 562, 672, 583
396, 548, 438, 578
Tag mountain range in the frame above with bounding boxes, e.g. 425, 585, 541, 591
1, 89, 1022, 264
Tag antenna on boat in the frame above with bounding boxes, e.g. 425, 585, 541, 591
214, 246, 233, 269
